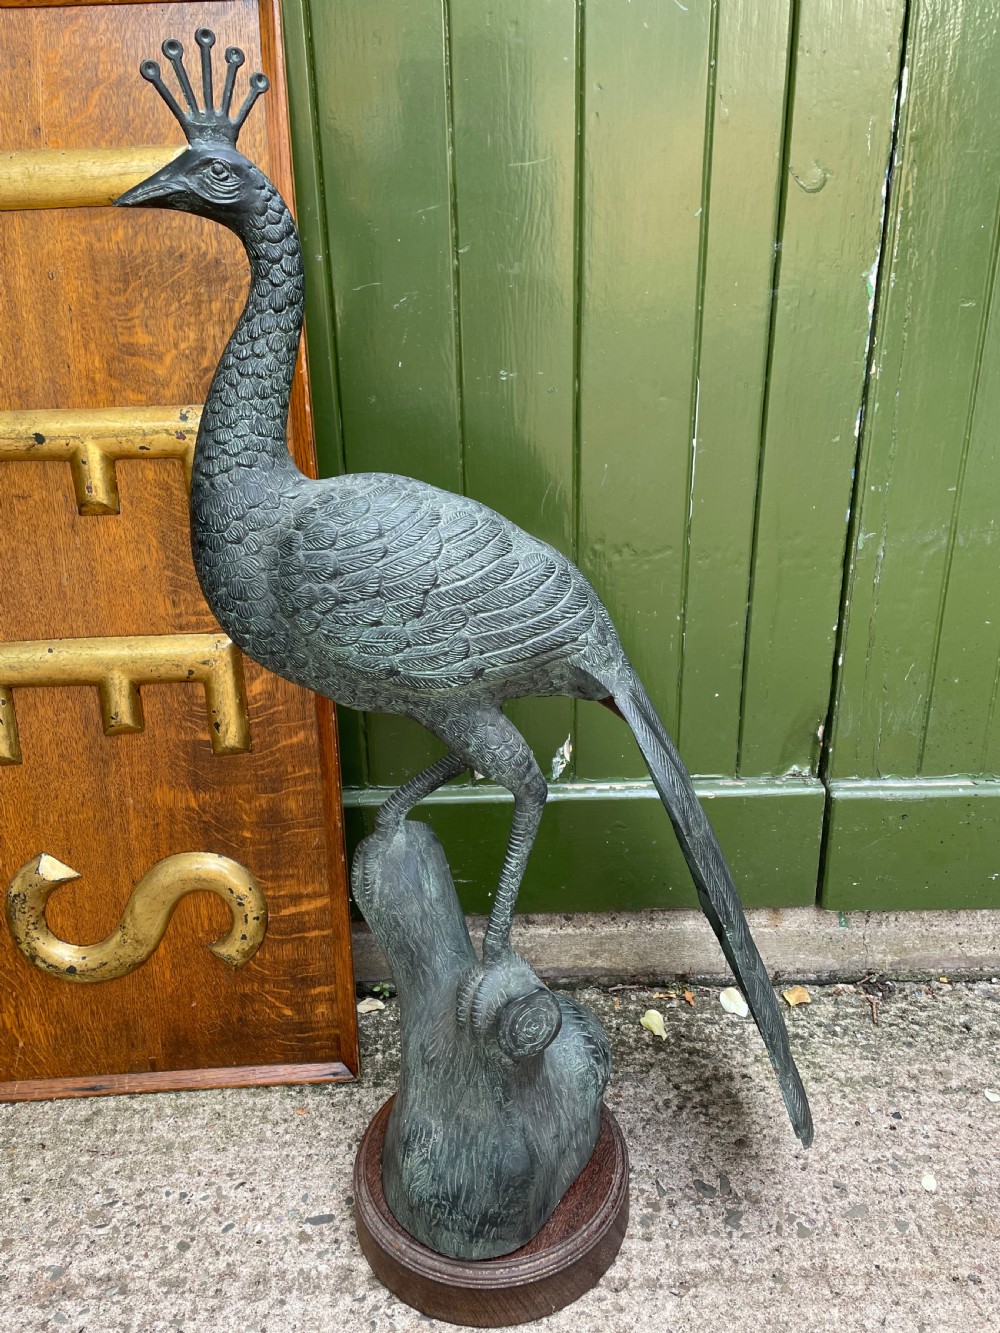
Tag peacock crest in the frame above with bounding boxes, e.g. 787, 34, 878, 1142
140, 27, 269, 147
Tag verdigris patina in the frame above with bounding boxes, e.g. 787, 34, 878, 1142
354, 822, 610, 1259
116, 28, 813, 1261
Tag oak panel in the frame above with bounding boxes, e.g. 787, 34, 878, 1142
0, 0, 357, 1092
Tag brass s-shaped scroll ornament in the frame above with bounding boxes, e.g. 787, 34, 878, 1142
5, 851, 267, 983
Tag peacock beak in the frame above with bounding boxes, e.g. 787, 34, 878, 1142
115, 171, 171, 208
114, 158, 187, 208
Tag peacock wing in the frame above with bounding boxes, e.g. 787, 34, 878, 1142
269, 474, 598, 690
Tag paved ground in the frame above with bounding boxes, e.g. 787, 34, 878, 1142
2, 978, 998, 1332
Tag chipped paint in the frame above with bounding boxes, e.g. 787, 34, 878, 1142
550, 734, 573, 781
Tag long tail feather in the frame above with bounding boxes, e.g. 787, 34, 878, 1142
611, 669, 813, 1147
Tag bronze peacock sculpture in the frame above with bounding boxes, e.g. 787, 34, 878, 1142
116, 29, 811, 1236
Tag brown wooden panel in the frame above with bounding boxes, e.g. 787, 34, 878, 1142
0, 1, 358, 1092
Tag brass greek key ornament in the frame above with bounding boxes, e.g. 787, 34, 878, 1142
0, 633, 250, 765
0, 405, 200, 515
6, 851, 267, 983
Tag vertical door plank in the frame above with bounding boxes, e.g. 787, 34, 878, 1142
573, 0, 711, 781
922, 281, 1000, 775
740, 0, 906, 777
676, 0, 791, 775
448, 0, 579, 774
829, 0, 1000, 780
816, 0, 1000, 910
309, 0, 462, 785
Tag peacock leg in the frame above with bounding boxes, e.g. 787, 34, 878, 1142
427, 709, 547, 964
373, 752, 468, 835
480, 756, 547, 962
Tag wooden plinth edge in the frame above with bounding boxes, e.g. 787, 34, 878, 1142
353, 1096, 629, 1328
0, 1061, 355, 1103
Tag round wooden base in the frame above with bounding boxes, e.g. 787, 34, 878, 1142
353, 1098, 629, 1328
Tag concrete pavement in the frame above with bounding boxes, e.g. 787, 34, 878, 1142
1, 978, 998, 1332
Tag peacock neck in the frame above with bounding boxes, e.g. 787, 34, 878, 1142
188, 171, 308, 655
192, 172, 305, 499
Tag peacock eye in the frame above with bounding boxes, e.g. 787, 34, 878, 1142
198, 159, 240, 202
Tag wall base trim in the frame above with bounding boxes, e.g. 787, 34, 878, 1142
352, 905, 1000, 985
823, 778, 1000, 910
343, 777, 824, 912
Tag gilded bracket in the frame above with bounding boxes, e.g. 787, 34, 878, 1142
0, 405, 201, 515
0, 634, 250, 764
5, 851, 267, 983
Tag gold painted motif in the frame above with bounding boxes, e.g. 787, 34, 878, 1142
0, 146, 182, 210
5, 851, 267, 983
0, 634, 250, 764
0, 405, 201, 514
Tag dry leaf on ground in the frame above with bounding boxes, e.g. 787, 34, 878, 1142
683, 990, 695, 1008
719, 987, 749, 1017
641, 1009, 667, 1040
357, 997, 386, 1014
783, 985, 811, 1007
985, 1089, 1000, 1103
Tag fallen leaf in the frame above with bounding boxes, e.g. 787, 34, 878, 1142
985, 1089, 1000, 1103
921, 1173, 937, 1193
357, 997, 385, 1014
719, 987, 749, 1017
683, 991, 695, 1008
295, 1108, 310, 1116
612, 997, 620, 1009
938, 976, 950, 984
783, 984, 811, 1007
641, 1009, 667, 1040
652, 991, 677, 1000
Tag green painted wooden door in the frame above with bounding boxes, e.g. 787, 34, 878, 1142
822, 0, 1000, 909
279, 0, 997, 915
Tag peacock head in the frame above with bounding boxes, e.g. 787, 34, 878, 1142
115, 29, 268, 227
